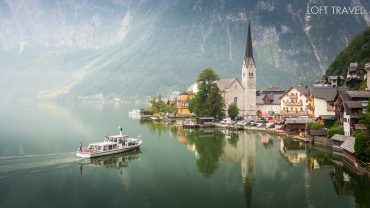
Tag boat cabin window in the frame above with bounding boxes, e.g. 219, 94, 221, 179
113, 144, 117, 149
108, 145, 112, 150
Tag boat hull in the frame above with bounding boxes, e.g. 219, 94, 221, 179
77, 141, 142, 158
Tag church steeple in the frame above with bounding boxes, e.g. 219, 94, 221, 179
244, 21, 254, 65
241, 20, 257, 116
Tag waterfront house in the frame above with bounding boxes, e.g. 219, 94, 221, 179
176, 91, 193, 117
334, 90, 370, 136
279, 85, 310, 116
308, 87, 338, 118
284, 117, 314, 136
196, 117, 215, 128
340, 136, 356, 164
331, 134, 354, 150
308, 129, 328, 140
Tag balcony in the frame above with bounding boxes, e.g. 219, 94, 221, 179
284, 101, 303, 106
289, 94, 298, 99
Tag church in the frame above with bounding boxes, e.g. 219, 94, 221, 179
216, 22, 257, 116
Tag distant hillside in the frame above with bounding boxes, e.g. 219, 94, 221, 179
326, 27, 370, 76
1, 0, 370, 101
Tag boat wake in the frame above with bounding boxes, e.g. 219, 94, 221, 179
0, 152, 80, 175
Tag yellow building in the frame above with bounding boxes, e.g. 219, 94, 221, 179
176, 91, 193, 116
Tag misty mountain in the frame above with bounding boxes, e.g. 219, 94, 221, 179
0, 0, 370, 100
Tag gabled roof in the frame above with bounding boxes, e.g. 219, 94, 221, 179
316, 115, 335, 120
256, 93, 282, 105
309, 87, 338, 102
328, 76, 339, 80
279, 85, 309, 99
340, 137, 355, 153
345, 101, 366, 109
338, 89, 351, 102
347, 91, 370, 99
285, 117, 314, 124
262, 86, 285, 93
331, 134, 352, 142
215, 78, 242, 92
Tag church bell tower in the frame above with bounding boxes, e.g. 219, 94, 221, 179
242, 22, 257, 116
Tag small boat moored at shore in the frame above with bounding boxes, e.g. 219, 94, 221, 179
76, 127, 142, 158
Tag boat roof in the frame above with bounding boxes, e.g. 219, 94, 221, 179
89, 141, 117, 146
106, 135, 129, 138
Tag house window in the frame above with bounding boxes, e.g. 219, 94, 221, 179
234, 97, 238, 105
249, 72, 253, 78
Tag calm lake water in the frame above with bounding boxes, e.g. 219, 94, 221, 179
0, 102, 369, 208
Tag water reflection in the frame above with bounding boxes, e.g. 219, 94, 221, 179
141, 123, 370, 208
280, 139, 307, 166
176, 128, 257, 207
79, 150, 141, 174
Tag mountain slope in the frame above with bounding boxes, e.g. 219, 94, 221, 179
326, 27, 370, 76
1, 0, 370, 100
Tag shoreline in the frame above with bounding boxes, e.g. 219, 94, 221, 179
169, 121, 370, 176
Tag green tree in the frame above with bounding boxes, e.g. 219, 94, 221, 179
189, 68, 225, 118
147, 96, 177, 116
355, 98, 370, 162
228, 103, 239, 120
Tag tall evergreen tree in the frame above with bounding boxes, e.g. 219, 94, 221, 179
189, 68, 225, 118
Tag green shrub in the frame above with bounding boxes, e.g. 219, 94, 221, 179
327, 124, 344, 138
307, 122, 324, 130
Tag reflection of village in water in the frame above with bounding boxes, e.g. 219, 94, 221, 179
140, 120, 370, 206
79, 150, 141, 174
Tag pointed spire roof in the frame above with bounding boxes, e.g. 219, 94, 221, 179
245, 22, 253, 58
244, 21, 255, 65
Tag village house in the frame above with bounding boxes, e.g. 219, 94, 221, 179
327, 75, 344, 87
308, 87, 338, 118
335, 89, 370, 136
284, 117, 314, 136
279, 85, 310, 116
176, 91, 193, 117
346, 62, 367, 88
256, 87, 284, 118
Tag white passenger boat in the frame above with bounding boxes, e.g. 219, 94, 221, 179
128, 109, 142, 115
76, 127, 142, 158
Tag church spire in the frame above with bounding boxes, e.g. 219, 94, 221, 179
244, 21, 254, 62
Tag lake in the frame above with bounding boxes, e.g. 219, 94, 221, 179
0, 102, 369, 208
